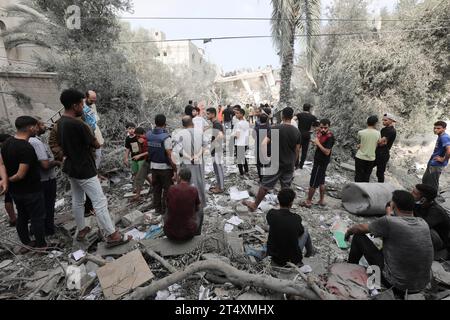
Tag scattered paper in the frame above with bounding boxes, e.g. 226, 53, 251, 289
54, 199, 65, 209
72, 249, 86, 261
199, 285, 211, 300
229, 187, 250, 201
125, 228, 146, 240
48, 250, 63, 259
226, 215, 244, 226
300, 265, 313, 274
0, 260, 13, 269
224, 224, 234, 233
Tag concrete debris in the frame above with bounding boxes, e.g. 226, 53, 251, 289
225, 232, 244, 255
326, 263, 369, 300
237, 291, 271, 300
96, 240, 138, 258
432, 261, 450, 286
339, 163, 355, 172
342, 183, 400, 216
0, 259, 13, 269
66, 265, 87, 291
124, 189, 149, 198
97, 249, 154, 300
141, 236, 205, 257
122, 210, 144, 227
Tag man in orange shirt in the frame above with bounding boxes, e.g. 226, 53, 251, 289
217, 105, 224, 124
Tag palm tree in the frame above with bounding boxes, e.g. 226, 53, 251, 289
271, 0, 320, 106
1, 2, 58, 50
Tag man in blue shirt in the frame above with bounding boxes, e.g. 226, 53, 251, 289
423, 121, 450, 192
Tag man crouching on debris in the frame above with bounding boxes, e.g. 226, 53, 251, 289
345, 190, 433, 293
412, 184, 450, 258
164, 167, 201, 241
267, 188, 315, 266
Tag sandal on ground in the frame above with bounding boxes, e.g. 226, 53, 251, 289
318, 202, 327, 207
300, 201, 313, 209
106, 234, 132, 248
76, 227, 92, 241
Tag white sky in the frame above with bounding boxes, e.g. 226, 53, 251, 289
124, 0, 397, 72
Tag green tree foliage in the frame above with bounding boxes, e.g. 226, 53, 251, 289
295, 0, 448, 155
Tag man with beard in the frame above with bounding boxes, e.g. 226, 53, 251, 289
1, 116, 47, 252
29, 119, 61, 236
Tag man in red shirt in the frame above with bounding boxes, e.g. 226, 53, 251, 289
132, 127, 151, 202
164, 167, 201, 241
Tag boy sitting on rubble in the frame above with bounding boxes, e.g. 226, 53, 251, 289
266, 188, 315, 266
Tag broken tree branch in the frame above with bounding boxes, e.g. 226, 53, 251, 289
76, 254, 107, 267
126, 259, 319, 300
139, 244, 178, 274
287, 263, 339, 300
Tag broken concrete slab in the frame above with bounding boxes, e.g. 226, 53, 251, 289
432, 261, 450, 286
96, 240, 138, 258
225, 232, 244, 255
201, 253, 231, 264
54, 212, 74, 226
342, 183, 400, 216
97, 249, 154, 300
124, 189, 149, 198
237, 291, 271, 300
326, 263, 369, 300
406, 293, 426, 300
141, 236, 204, 257
122, 210, 144, 227
340, 163, 355, 172
302, 256, 328, 276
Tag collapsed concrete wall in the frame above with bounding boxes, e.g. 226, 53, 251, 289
341, 183, 400, 216
0, 71, 63, 125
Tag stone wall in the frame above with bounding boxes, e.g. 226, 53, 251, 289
0, 71, 63, 125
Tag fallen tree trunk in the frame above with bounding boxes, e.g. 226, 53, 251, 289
140, 246, 178, 274
126, 259, 320, 300
287, 263, 339, 300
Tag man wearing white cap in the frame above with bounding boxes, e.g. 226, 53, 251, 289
374, 113, 397, 183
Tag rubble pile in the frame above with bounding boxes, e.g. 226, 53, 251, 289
1, 156, 449, 301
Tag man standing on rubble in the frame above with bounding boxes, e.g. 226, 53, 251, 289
174, 116, 207, 208
1, 116, 47, 252
295, 103, 317, 169
243, 107, 301, 212
231, 108, 250, 176
422, 121, 450, 193
301, 119, 335, 208
57, 89, 131, 247
83, 90, 104, 169
374, 113, 397, 183
345, 190, 433, 293
206, 108, 225, 194
29, 119, 61, 236
355, 116, 381, 182
147, 114, 177, 216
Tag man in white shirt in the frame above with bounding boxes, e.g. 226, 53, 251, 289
173, 116, 208, 218
192, 106, 210, 132
29, 119, 62, 236
232, 107, 250, 176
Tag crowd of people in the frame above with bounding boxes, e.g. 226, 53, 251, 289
0, 89, 449, 295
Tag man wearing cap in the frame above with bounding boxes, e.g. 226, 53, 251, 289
374, 113, 397, 183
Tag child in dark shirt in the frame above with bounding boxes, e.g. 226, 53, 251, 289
267, 188, 315, 266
